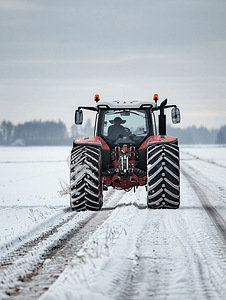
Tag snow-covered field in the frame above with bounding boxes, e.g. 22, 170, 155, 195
1, 145, 226, 300
0, 147, 71, 252
181, 144, 226, 167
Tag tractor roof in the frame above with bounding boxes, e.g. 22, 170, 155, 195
96, 100, 155, 110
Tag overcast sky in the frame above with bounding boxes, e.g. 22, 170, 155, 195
1, 0, 226, 131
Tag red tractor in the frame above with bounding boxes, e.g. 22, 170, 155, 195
70, 94, 181, 211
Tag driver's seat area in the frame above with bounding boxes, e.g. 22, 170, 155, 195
108, 124, 127, 140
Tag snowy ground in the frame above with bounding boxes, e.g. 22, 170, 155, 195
0, 145, 226, 299
181, 144, 226, 167
0, 146, 70, 250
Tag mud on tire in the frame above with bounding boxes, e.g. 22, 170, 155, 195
147, 143, 180, 209
70, 145, 103, 211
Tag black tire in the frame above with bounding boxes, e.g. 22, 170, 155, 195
147, 143, 180, 209
70, 145, 103, 211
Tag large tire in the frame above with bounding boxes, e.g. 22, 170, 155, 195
70, 145, 103, 211
147, 143, 180, 209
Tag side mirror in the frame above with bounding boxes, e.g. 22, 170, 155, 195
172, 107, 181, 124
75, 109, 83, 125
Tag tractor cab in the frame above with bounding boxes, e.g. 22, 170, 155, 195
74, 95, 181, 146
97, 108, 154, 148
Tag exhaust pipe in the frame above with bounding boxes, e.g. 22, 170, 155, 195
159, 99, 167, 136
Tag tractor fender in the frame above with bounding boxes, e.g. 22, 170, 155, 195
139, 135, 178, 150
73, 136, 110, 150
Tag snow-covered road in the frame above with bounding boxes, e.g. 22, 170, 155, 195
1, 145, 226, 300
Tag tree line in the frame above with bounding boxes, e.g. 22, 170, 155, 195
0, 119, 225, 146
0, 119, 93, 146
167, 125, 226, 145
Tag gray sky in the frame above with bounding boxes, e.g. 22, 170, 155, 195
1, 0, 226, 131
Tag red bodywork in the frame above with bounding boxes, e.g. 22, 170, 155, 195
73, 135, 177, 190
73, 136, 110, 150
139, 135, 178, 149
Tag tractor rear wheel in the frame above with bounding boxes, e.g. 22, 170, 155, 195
147, 143, 180, 209
70, 145, 103, 211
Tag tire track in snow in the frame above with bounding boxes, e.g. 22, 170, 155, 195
107, 211, 162, 300
0, 188, 123, 299
106, 180, 226, 300
165, 207, 225, 300
7, 161, 226, 300
108, 210, 209, 300
181, 167, 226, 244
0, 210, 98, 299
181, 152, 226, 198
51, 178, 226, 300
181, 150, 226, 169
0, 209, 77, 267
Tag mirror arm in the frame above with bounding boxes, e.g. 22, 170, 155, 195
78, 106, 97, 112
164, 104, 177, 109
152, 101, 175, 112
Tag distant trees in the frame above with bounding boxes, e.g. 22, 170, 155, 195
0, 121, 14, 145
216, 126, 226, 144
13, 120, 68, 145
70, 118, 94, 139
0, 119, 225, 146
0, 119, 94, 146
167, 125, 221, 144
